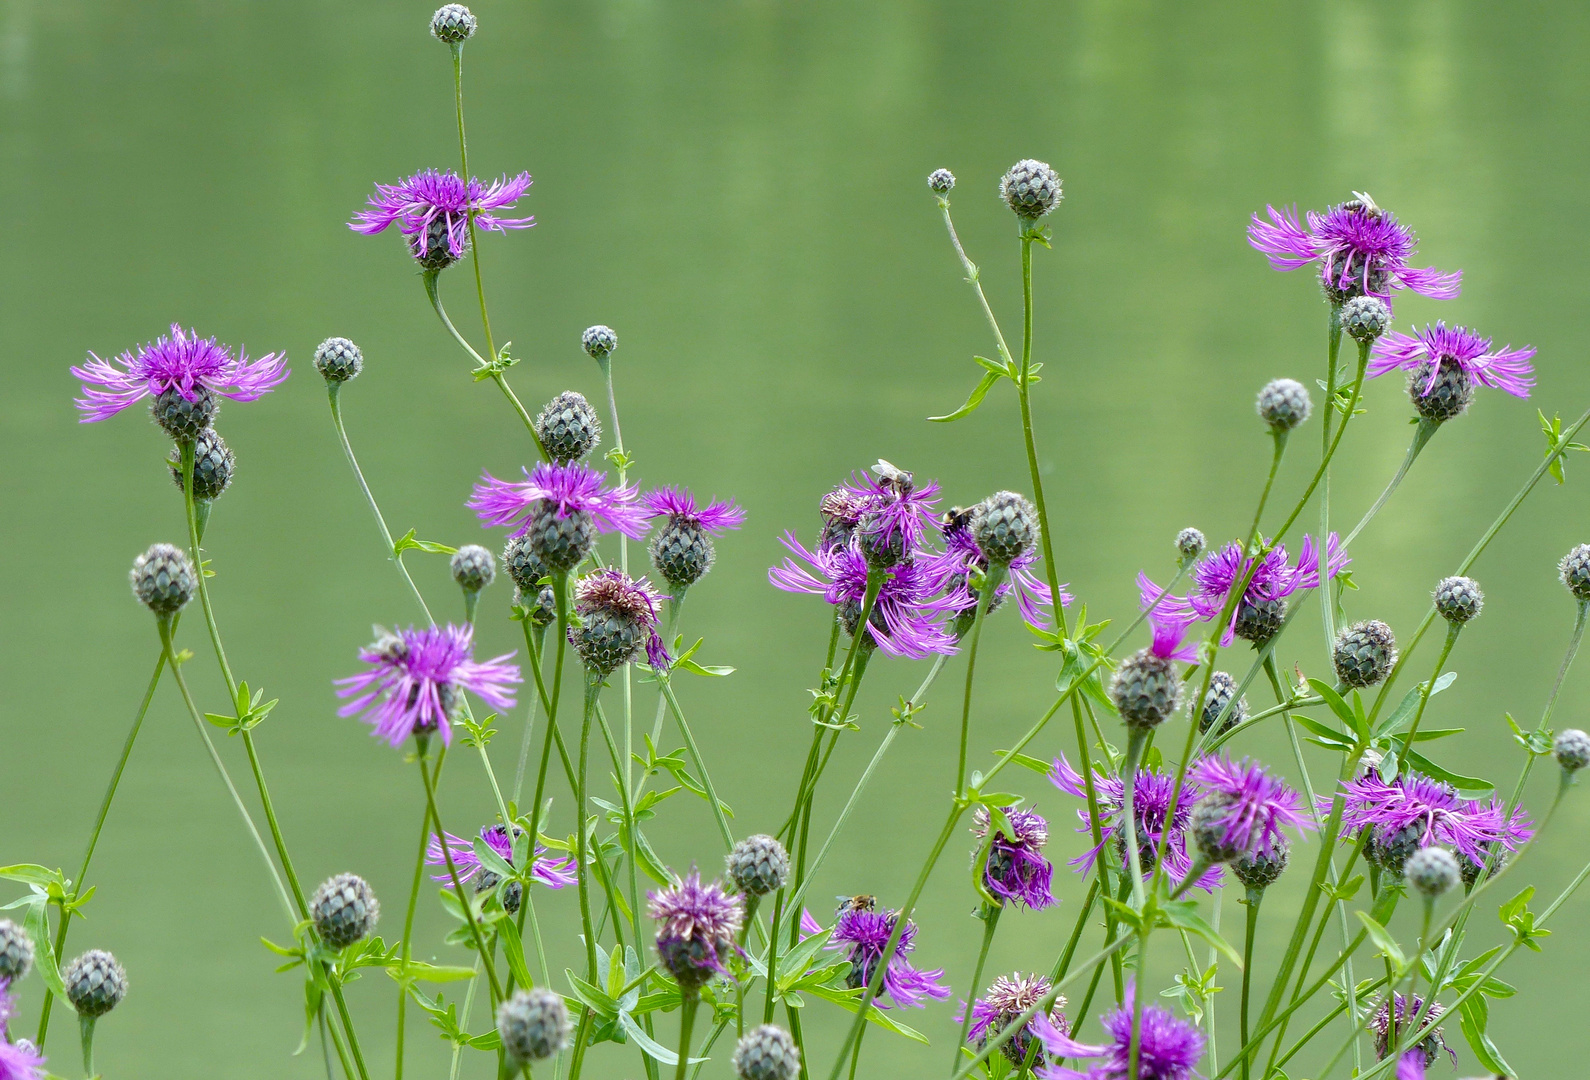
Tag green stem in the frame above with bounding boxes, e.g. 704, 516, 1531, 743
1340, 418, 1439, 550
577, 679, 602, 982
763, 888, 785, 1024
327, 385, 433, 622
952, 906, 1002, 1068
449, 44, 496, 363
419, 739, 503, 1003
527, 574, 572, 866
673, 993, 700, 1080
659, 678, 734, 851
512, 622, 548, 803
35, 650, 164, 1047
396, 752, 445, 1080
957, 566, 1005, 795
1238, 889, 1260, 1080
1266, 340, 1370, 543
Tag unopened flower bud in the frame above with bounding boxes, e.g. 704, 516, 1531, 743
1432, 576, 1484, 625
534, 391, 602, 464
514, 586, 556, 628
1341, 296, 1391, 344
1554, 728, 1590, 773
1233, 597, 1286, 646
734, 1024, 801, 1080
1110, 650, 1179, 730
430, 4, 476, 43
497, 988, 571, 1063
1176, 527, 1205, 561
0, 918, 34, 982
311, 873, 379, 949
1409, 359, 1472, 423
999, 160, 1062, 219
170, 428, 235, 502
581, 325, 617, 360
1256, 378, 1312, 432
726, 835, 790, 897
651, 518, 714, 591
151, 386, 217, 441
313, 337, 364, 383
928, 169, 955, 194
131, 543, 196, 615
1559, 543, 1590, 602
972, 491, 1039, 566
1197, 671, 1247, 736
1405, 846, 1460, 899
64, 950, 126, 1017
503, 535, 549, 591
1231, 836, 1290, 891
1333, 620, 1397, 688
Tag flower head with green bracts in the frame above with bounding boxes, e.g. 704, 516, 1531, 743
335, 624, 519, 747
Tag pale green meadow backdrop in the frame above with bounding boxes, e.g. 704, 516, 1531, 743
4, 1, 1590, 1077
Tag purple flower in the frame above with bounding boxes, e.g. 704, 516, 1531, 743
843, 461, 942, 560
1188, 756, 1312, 864
639, 487, 746, 533
960, 972, 1067, 1066
1248, 196, 1460, 303
1029, 987, 1205, 1080
72, 323, 288, 423
0, 989, 45, 1080
648, 871, 743, 990
426, 824, 576, 890
1335, 771, 1533, 867
572, 568, 672, 670
335, 624, 520, 747
933, 512, 1068, 630
769, 535, 958, 659
470, 461, 649, 540
350, 169, 534, 263
823, 906, 951, 1009
1369, 323, 1536, 399
1142, 534, 1348, 648
1049, 755, 1221, 892
972, 807, 1057, 910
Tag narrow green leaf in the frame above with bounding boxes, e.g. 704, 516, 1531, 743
928, 370, 1003, 423
803, 985, 930, 1043
22, 897, 68, 999
1159, 901, 1242, 967
1355, 912, 1407, 970
497, 918, 534, 991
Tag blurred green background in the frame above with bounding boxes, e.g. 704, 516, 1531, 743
5, 1, 1590, 1077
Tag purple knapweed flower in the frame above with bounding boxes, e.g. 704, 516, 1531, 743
426, 824, 576, 890
648, 871, 743, 990
823, 906, 951, 1009
639, 487, 746, 533
0, 988, 45, 1080
72, 324, 288, 423
1248, 195, 1460, 304
335, 624, 520, 747
1368, 323, 1535, 399
960, 973, 1067, 1066
1029, 986, 1205, 1080
934, 511, 1068, 630
470, 461, 648, 540
1335, 772, 1534, 868
571, 567, 672, 671
1142, 534, 1348, 648
1049, 755, 1221, 892
972, 807, 1057, 910
769, 535, 958, 659
842, 461, 941, 564
1187, 756, 1312, 864
1370, 993, 1452, 1080
350, 169, 533, 265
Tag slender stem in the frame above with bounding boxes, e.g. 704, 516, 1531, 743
1119, 729, 1149, 908
673, 993, 700, 1080
513, 623, 548, 803
952, 906, 1002, 1068
763, 888, 785, 1023
957, 566, 1004, 795
1015, 233, 1070, 640
576, 680, 602, 981
528, 574, 572, 862
418, 740, 504, 1003
396, 751, 445, 1080
327, 386, 433, 622
449, 45, 497, 363
1341, 418, 1439, 549
1267, 340, 1371, 543
1505, 600, 1589, 814
1238, 889, 1260, 1080
659, 678, 734, 850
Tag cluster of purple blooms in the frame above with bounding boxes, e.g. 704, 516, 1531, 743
1338, 770, 1533, 878
770, 461, 1066, 658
